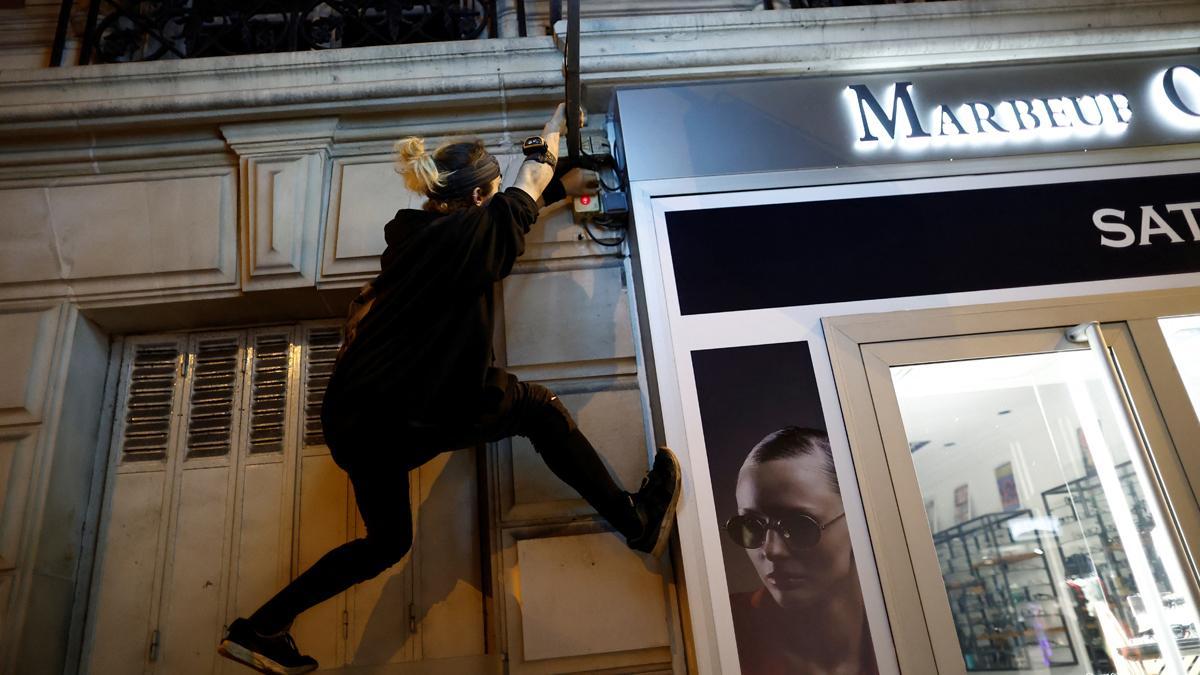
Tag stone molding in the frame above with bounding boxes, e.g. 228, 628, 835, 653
557, 0, 1200, 84
0, 37, 562, 134
0, 0, 1198, 136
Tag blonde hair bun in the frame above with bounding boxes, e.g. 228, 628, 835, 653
394, 136, 443, 195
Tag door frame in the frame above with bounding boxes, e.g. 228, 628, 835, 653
824, 286, 1200, 673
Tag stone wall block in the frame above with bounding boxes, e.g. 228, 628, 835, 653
321, 155, 416, 286
222, 118, 337, 292
502, 529, 673, 673
0, 429, 39, 573
0, 574, 11, 646
0, 424, 40, 673
323, 151, 555, 288
0, 306, 60, 426
502, 262, 634, 368
0, 171, 238, 303
241, 152, 326, 290
506, 382, 646, 520
523, 201, 615, 262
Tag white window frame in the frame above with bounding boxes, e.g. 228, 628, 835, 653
625, 147, 1200, 674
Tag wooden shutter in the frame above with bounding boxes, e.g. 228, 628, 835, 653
248, 333, 292, 454
225, 328, 301, 626
120, 342, 181, 463
85, 336, 185, 675
185, 335, 243, 459
303, 327, 342, 447
156, 332, 245, 672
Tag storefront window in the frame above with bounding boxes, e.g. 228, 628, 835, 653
891, 351, 1199, 673
1160, 315, 1200, 420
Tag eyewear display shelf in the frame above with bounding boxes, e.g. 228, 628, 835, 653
934, 510, 1078, 671
1041, 462, 1185, 663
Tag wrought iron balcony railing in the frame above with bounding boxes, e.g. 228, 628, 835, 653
56, 0, 497, 65
49, 0, 939, 66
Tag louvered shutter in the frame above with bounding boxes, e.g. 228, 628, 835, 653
303, 327, 342, 447
248, 333, 292, 454
88, 336, 185, 675
185, 335, 243, 459
121, 342, 181, 463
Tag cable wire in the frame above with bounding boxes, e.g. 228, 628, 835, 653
582, 219, 626, 247
593, 164, 622, 192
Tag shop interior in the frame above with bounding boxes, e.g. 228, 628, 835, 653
895, 315, 1200, 674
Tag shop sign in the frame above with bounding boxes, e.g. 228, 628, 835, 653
615, 55, 1200, 181
846, 64, 1200, 149
1093, 201, 1200, 248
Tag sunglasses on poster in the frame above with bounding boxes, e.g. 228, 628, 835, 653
724, 511, 847, 550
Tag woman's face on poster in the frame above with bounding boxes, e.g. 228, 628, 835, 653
735, 452, 854, 609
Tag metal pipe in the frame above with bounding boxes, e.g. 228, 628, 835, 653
565, 0, 581, 163
79, 0, 102, 65
50, 0, 74, 67
486, 0, 498, 39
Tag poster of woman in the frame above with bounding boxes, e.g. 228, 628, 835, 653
691, 341, 878, 675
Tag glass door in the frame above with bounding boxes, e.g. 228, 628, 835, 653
858, 323, 1200, 675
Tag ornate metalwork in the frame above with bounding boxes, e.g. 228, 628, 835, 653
75, 0, 496, 64
765, 0, 942, 7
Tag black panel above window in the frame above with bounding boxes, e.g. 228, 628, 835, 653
666, 172, 1200, 316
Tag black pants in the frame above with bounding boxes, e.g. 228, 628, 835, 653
249, 376, 638, 634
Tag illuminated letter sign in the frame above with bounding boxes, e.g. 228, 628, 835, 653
846, 81, 1132, 149
846, 82, 930, 142
846, 63, 1200, 150
1162, 65, 1200, 119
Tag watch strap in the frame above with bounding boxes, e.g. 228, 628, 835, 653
523, 151, 557, 170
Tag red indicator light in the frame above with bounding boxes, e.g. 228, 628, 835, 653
579, 195, 591, 206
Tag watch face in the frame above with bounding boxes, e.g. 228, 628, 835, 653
523, 136, 547, 152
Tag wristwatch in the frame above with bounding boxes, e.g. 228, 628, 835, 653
522, 135, 557, 169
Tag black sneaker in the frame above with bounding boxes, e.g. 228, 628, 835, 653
217, 618, 318, 675
626, 447, 682, 558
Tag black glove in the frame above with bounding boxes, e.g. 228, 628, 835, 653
540, 155, 579, 205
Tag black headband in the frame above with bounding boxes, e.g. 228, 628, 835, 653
430, 152, 501, 201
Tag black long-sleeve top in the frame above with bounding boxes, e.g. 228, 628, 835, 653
329, 187, 538, 422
